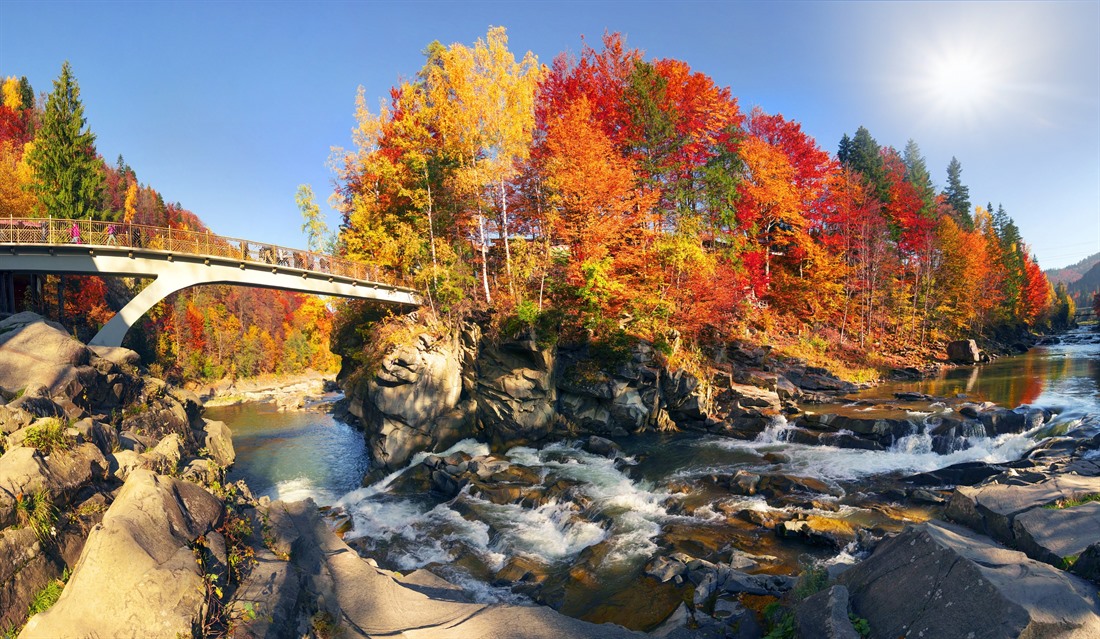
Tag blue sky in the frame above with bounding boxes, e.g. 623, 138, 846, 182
1, 1, 1097, 269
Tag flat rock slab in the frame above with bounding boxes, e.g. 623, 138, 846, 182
839, 521, 1100, 639
1013, 502, 1100, 568
947, 475, 1100, 547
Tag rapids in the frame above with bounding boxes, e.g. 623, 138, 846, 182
217, 326, 1100, 626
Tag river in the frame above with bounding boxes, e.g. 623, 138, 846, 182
212, 327, 1100, 627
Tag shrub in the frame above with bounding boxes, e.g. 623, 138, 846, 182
15, 491, 58, 542
23, 418, 74, 455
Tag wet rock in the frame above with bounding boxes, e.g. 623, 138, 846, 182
795, 585, 860, 639
839, 521, 1100, 639
904, 460, 1006, 487
645, 555, 688, 584
718, 570, 794, 596
947, 339, 982, 364
979, 408, 1027, 435
583, 435, 621, 458
693, 570, 718, 609
776, 516, 855, 549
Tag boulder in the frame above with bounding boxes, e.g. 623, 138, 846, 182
583, 435, 621, 458
795, 585, 860, 639
141, 433, 184, 475
476, 337, 558, 447
1012, 502, 1100, 568
105, 450, 142, 482
20, 470, 224, 639
200, 419, 235, 468
839, 521, 1100, 639
947, 339, 982, 364
946, 474, 1100, 549
0, 443, 107, 529
1070, 543, 1100, 584
347, 327, 470, 472
0, 313, 90, 398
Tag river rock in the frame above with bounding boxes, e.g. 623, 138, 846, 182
1012, 501, 1100, 568
795, 585, 860, 639
839, 520, 1100, 639
269, 497, 643, 638
947, 339, 983, 364
904, 460, 1006, 486
645, 555, 688, 583
200, 418, 235, 468
20, 470, 224, 639
946, 474, 1100, 549
1070, 542, 1100, 583
583, 435, 621, 458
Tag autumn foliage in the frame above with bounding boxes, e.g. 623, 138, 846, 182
332, 29, 1059, 370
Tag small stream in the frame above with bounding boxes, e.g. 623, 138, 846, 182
216, 328, 1100, 626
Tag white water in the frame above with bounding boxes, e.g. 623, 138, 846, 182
691, 414, 1044, 483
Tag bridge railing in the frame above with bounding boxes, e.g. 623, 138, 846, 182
0, 216, 413, 289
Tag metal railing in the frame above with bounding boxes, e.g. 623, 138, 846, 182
0, 216, 414, 289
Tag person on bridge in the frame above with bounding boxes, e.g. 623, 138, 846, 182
70, 222, 80, 244
106, 224, 117, 245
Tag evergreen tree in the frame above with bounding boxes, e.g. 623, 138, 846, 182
18, 77, 34, 112
943, 156, 971, 227
842, 126, 887, 201
993, 204, 1024, 318
903, 139, 936, 217
837, 133, 852, 166
27, 62, 104, 219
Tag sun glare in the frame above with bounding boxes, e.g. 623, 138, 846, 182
917, 43, 1002, 120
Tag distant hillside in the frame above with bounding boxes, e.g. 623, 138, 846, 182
1046, 252, 1100, 286
1067, 259, 1100, 303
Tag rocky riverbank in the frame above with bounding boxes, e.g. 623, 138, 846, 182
3, 310, 1098, 638
331, 315, 1100, 637
0, 313, 646, 638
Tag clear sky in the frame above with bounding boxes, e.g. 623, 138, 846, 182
1, 1, 1097, 269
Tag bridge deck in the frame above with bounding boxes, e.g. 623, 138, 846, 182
0, 217, 421, 346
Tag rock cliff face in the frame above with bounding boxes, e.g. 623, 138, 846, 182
343, 321, 720, 474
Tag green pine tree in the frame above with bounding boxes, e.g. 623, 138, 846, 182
902, 139, 936, 218
943, 156, 971, 227
27, 62, 104, 220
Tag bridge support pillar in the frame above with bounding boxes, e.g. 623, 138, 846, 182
90, 273, 190, 348
0, 272, 11, 313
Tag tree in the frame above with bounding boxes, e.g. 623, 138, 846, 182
26, 62, 104, 219
902, 139, 936, 218
297, 184, 332, 253
943, 157, 971, 227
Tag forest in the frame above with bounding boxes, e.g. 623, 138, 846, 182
1, 29, 1075, 382
333, 29, 1072, 376
0, 65, 339, 381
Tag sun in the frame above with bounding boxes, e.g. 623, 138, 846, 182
919, 44, 1000, 117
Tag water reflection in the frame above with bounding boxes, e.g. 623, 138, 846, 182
866, 331, 1100, 419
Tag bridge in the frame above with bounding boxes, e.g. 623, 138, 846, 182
0, 217, 421, 347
